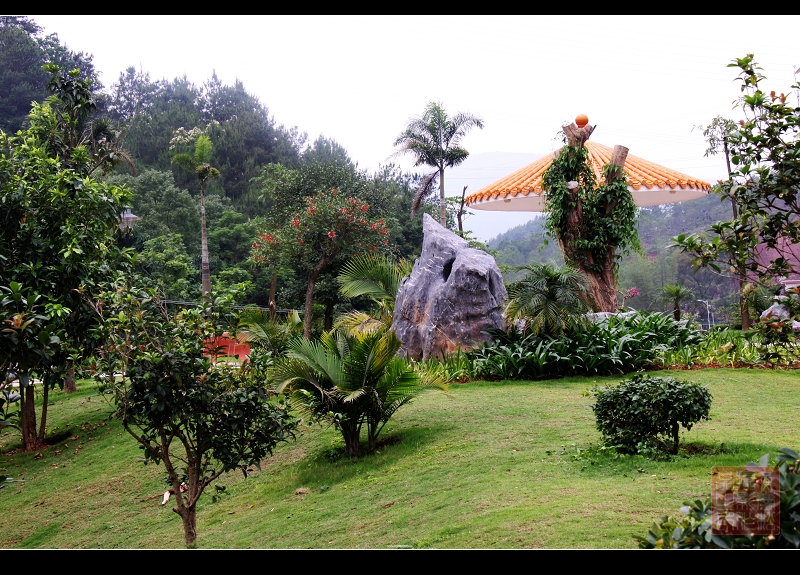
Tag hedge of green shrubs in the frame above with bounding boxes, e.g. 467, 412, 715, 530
467, 313, 702, 380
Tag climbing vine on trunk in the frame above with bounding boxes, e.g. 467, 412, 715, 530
542, 130, 640, 312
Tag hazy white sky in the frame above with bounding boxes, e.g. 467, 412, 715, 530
29, 15, 800, 238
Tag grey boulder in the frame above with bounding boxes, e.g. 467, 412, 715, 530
393, 214, 507, 360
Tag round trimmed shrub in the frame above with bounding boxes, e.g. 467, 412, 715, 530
592, 374, 712, 455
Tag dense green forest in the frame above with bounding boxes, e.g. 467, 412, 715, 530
0, 17, 441, 334
0, 16, 755, 330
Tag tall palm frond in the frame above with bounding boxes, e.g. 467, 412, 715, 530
239, 308, 302, 357
411, 171, 438, 218
338, 254, 411, 301
336, 254, 412, 336
334, 311, 386, 337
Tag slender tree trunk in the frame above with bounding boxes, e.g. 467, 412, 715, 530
64, 362, 77, 393
200, 183, 211, 299
739, 267, 750, 330
20, 377, 39, 451
670, 421, 680, 455
177, 505, 198, 547
673, 303, 681, 321
269, 271, 278, 321
438, 166, 446, 227
724, 137, 750, 332
457, 186, 467, 233
303, 259, 329, 339
37, 379, 50, 444
324, 300, 334, 332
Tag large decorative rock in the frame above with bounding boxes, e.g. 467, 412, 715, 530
393, 214, 507, 360
761, 297, 800, 330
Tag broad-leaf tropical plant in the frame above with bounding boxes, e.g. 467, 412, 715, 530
274, 330, 447, 456
505, 262, 592, 336
392, 101, 484, 227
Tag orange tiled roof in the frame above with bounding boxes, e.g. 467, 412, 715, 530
465, 141, 711, 207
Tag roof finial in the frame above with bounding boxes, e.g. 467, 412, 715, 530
575, 114, 589, 129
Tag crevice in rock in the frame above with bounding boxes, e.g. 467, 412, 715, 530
442, 258, 454, 282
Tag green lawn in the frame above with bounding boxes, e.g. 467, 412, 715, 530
1, 368, 798, 548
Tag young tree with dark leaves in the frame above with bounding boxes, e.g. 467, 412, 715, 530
252, 188, 391, 338
674, 56, 800, 305
0, 66, 130, 450
90, 284, 297, 547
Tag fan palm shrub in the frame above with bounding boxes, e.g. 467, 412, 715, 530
335, 254, 411, 335
274, 330, 447, 456
238, 307, 303, 358
505, 262, 592, 336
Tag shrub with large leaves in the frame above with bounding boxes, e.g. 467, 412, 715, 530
468, 312, 702, 380
638, 448, 800, 548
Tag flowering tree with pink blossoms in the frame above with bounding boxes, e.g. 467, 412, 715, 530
252, 188, 390, 337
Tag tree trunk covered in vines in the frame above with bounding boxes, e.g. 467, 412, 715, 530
547, 132, 633, 314
584, 262, 620, 313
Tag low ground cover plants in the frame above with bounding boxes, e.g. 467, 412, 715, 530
467, 312, 702, 380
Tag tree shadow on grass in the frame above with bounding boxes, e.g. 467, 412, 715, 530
291, 423, 448, 487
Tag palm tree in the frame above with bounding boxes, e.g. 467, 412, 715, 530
172, 134, 219, 298
505, 262, 592, 336
274, 330, 447, 456
392, 101, 484, 227
660, 283, 694, 321
335, 254, 412, 335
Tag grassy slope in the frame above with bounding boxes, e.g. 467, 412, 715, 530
1, 368, 798, 548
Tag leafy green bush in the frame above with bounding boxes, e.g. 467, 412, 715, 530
637, 448, 800, 548
592, 374, 712, 455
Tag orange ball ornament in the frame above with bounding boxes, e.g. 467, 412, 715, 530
575, 114, 589, 128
